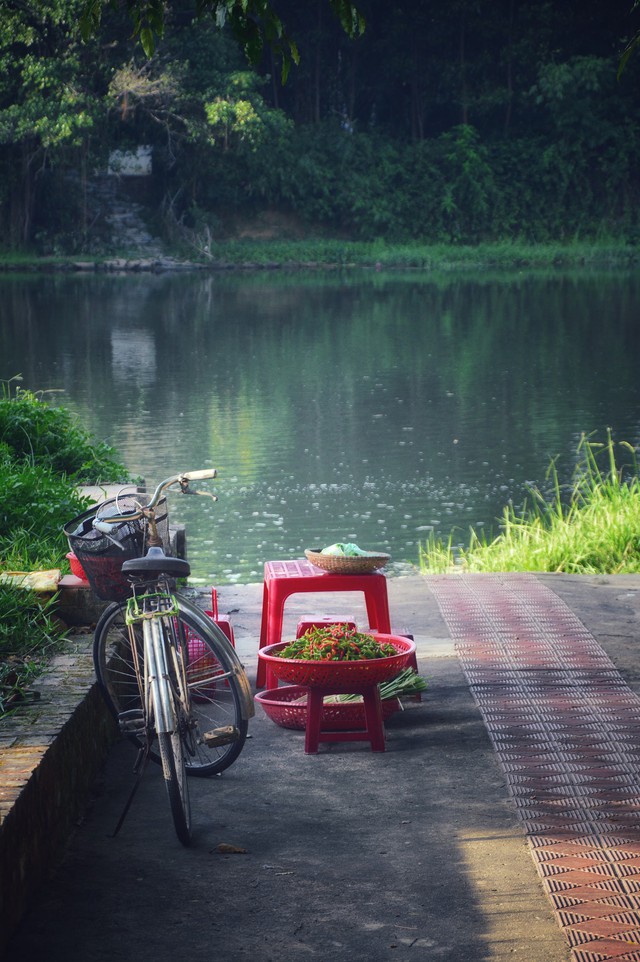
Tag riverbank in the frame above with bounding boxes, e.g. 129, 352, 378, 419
0, 238, 638, 274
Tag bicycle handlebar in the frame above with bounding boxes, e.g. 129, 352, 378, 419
180, 469, 218, 482
94, 469, 218, 529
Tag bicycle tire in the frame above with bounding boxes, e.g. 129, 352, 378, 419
94, 597, 249, 776
158, 731, 191, 845
144, 618, 192, 846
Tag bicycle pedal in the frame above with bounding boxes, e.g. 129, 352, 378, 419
202, 725, 239, 747
118, 709, 145, 734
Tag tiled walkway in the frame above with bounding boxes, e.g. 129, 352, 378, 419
427, 573, 640, 962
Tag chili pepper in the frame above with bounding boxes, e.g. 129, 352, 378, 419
276, 623, 397, 661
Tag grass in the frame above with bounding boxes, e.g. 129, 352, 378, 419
0, 586, 67, 714
195, 238, 640, 270
0, 238, 638, 272
419, 431, 640, 575
0, 380, 129, 716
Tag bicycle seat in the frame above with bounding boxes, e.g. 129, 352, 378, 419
122, 546, 191, 579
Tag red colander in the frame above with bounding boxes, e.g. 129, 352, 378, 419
258, 634, 415, 688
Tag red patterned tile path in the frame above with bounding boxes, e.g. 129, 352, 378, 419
426, 573, 640, 962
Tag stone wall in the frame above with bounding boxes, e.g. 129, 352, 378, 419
0, 639, 116, 956
0, 521, 187, 954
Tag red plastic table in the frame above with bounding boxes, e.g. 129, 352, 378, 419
256, 559, 392, 688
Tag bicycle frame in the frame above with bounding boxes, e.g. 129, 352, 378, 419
83, 468, 254, 843
125, 591, 187, 733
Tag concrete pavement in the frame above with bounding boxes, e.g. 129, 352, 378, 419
4, 572, 640, 962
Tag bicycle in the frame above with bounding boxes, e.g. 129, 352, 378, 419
64, 470, 254, 846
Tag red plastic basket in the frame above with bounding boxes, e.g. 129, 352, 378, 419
185, 633, 222, 700
258, 634, 416, 688
255, 685, 401, 731
66, 551, 88, 581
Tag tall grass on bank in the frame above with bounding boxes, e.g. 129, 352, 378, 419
420, 432, 640, 574
0, 379, 129, 714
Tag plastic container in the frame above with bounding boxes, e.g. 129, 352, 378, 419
255, 684, 401, 731
257, 634, 416, 688
66, 551, 88, 581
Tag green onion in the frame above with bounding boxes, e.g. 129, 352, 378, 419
325, 668, 428, 704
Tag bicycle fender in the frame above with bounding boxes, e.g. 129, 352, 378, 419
176, 595, 255, 721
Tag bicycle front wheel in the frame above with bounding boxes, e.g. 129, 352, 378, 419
144, 618, 192, 846
158, 732, 191, 845
94, 597, 249, 776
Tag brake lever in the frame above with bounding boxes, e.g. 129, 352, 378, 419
179, 478, 218, 502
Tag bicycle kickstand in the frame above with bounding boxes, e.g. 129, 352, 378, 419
108, 743, 152, 838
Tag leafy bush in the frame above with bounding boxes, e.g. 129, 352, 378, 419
0, 386, 129, 482
187, 70, 640, 245
0, 458, 91, 562
0, 382, 129, 570
0, 383, 130, 714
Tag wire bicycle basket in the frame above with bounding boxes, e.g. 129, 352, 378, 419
64, 494, 169, 602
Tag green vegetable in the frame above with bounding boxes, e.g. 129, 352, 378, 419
277, 623, 397, 661
320, 542, 367, 557
330, 668, 428, 704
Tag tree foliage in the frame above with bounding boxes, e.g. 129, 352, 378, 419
0, 0, 104, 245
0, 386, 129, 482
1, 0, 639, 251
80, 0, 365, 79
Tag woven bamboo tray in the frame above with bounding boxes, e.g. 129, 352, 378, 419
304, 548, 390, 574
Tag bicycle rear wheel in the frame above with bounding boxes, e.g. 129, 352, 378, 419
143, 618, 192, 846
94, 597, 249, 776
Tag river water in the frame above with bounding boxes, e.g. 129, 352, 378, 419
2, 267, 640, 584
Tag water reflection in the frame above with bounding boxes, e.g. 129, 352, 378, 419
1, 268, 639, 584
111, 328, 157, 384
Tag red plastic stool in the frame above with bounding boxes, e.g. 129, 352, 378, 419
304, 682, 386, 753
257, 560, 392, 687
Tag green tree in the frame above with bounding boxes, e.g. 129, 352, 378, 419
0, 0, 106, 248
204, 71, 291, 150
101, 21, 294, 246
529, 55, 640, 232
2, 0, 640, 250
80, 0, 365, 78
